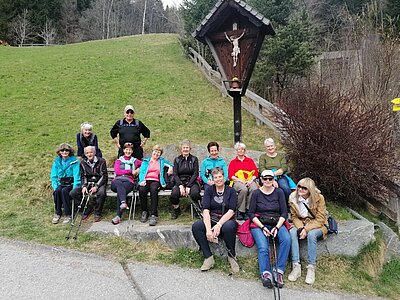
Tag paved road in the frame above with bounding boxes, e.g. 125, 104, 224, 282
0, 238, 384, 300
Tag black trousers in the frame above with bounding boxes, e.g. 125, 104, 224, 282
111, 179, 134, 217
53, 185, 73, 216
139, 180, 160, 216
170, 183, 201, 205
191, 219, 238, 258
70, 185, 106, 216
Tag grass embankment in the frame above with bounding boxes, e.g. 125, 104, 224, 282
0, 34, 398, 298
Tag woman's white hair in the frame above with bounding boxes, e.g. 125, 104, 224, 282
80, 122, 93, 133
264, 138, 275, 146
234, 142, 246, 150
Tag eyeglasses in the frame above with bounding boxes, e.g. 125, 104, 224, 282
126, 110, 134, 114
297, 185, 308, 190
60, 149, 70, 152
262, 177, 274, 181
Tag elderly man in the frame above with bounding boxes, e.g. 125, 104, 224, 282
70, 146, 108, 222
110, 105, 151, 160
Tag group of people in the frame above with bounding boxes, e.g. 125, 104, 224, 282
50, 104, 328, 287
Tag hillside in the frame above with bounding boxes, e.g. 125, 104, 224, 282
0, 34, 274, 240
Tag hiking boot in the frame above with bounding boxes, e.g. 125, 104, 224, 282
305, 264, 316, 285
120, 202, 129, 210
62, 216, 72, 224
171, 206, 181, 220
140, 211, 148, 223
228, 256, 240, 273
94, 214, 102, 222
111, 215, 121, 225
274, 270, 284, 288
82, 207, 94, 220
288, 262, 301, 282
261, 271, 273, 289
200, 255, 215, 271
236, 211, 244, 221
149, 215, 158, 226
52, 214, 61, 224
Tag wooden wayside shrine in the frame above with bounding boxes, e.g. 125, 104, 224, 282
193, 0, 275, 143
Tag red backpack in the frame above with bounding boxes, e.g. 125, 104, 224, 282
236, 219, 254, 248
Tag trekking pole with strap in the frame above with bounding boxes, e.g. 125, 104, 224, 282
127, 183, 138, 231
270, 236, 281, 300
71, 192, 91, 240
66, 193, 90, 240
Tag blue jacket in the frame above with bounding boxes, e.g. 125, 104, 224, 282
138, 156, 173, 188
200, 156, 228, 183
50, 156, 81, 190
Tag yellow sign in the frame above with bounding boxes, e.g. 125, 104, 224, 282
392, 98, 400, 104
393, 105, 400, 112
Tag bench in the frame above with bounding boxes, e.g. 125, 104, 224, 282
106, 168, 203, 218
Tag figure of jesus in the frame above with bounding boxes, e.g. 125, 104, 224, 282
225, 30, 245, 67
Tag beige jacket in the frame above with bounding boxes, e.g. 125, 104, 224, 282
289, 192, 328, 239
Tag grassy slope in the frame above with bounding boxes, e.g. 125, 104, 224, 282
0, 34, 398, 298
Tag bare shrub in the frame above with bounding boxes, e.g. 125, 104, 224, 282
275, 86, 395, 207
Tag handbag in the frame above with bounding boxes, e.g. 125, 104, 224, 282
258, 212, 280, 226
303, 202, 338, 235
59, 176, 73, 187
237, 219, 254, 247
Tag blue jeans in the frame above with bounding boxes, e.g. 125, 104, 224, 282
289, 227, 323, 265
251, 226, 290, 277
277, 177, 291, 201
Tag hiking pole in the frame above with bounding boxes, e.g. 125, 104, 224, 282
66, 193, 88, 240
127, 187, 138, 231
270, 236, 281, 300
72, 193, 91, 240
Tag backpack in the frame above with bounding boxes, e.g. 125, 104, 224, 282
236, 219, 254, 248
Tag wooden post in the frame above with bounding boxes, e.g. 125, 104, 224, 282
233, 92, 242, 143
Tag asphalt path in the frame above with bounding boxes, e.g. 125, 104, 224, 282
0, 238, 385, 300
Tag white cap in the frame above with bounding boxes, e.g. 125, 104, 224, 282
261, 170, 274, 178
124, 105, 135, 113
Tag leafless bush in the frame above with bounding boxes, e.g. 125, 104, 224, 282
275, 86, 395, 207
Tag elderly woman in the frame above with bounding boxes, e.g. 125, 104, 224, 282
248, 170, 290, 289
192, 167, 239, 273
111, 143, 142, 225
110, 105, 150, 160
228, 142, 258, 220
170, 139, 200, 219
50, 143, 81, 224
259, 138, 296, 201
200, 141, 228, 191
76, 122, 102, 159
138, 145, 173, 226
288, 178, 328, 285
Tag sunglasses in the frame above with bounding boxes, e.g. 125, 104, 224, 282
60, 149, 70, 152
297, 185, 308, 190
126, 110, 134, 114
262, 177, 274, 181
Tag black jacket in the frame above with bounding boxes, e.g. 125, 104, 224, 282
80, 157, 108, 188
172, 154, 199, 188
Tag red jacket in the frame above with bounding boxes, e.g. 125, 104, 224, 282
228, 156, 259, 180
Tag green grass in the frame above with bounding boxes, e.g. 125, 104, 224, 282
0, 34, 397, 298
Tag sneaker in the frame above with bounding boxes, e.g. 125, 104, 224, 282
62, 216, 71, 224
228, 256, 240, 273
171, 206, 181, 220
52, 214, 61, 224
111, 215, 121, 225
140, 211, 148, 223
274, 270, 284, 288
120, 202, 129, 210
200, 255, 215, 271
305, 264, 316, 285
149, 215, 158, 226
288, 262, 301, 282
94, 214, 102, 222
261, 271, 273, 289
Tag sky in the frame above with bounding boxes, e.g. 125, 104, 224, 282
162, 0, 183, 8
